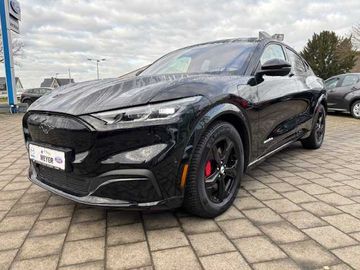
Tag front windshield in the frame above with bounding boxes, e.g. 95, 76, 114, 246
141, 41, 257, 76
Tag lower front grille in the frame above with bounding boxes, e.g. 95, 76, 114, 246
37, 165, 90, 196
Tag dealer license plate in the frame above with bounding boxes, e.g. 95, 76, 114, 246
29, 144, 65, 170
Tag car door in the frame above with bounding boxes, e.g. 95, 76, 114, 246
39, 88, 48, 97
284, 48, 323, 134
325, 77, 341, 108
31, 89, 41, 102
255, 43, 302, 157
328, 74, 360, 109
25, 89, 35, 102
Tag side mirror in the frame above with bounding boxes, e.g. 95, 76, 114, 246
257, 59, 291, 77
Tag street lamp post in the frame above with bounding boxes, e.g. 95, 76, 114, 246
87, 58, 106, 80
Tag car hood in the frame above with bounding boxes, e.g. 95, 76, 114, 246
29, 74, 251, 115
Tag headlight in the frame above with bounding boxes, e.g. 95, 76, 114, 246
91, 96, 202, 125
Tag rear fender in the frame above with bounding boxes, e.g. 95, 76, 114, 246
348, 89, 360, 111
305, 93, 327, 136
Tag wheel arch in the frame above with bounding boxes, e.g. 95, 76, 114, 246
350, 98, 360, 112
213, 113, 251, 170
316, 93, 327, 113
321, 99, 327, 113
189, 103, 252, 172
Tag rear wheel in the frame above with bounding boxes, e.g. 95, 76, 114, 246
301, 104, 326, 149
351, 100, 360, 119
183, 121, 244, 217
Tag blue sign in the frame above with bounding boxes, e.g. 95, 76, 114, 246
9, 0, 21, 20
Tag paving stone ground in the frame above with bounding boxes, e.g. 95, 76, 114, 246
0, 113, 360, 270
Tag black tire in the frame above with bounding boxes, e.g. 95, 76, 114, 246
350, 100, 360, 119
301, 104, 326, 149
183, 121, 244, 218
24, 99, 32, 107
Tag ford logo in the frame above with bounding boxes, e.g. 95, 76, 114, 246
10, 0, 20, 15
55, 157, 63, 164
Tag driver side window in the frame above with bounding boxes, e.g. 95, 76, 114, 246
325, 78, 339, 89
260, 44, 286, 65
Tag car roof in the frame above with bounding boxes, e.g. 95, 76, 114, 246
27, 87, 53, 90
183, 31, 286, 49
181, 36, 281, 49
24, 87, 52, 92
326, 73, 360, 81
341, 73, 360, 76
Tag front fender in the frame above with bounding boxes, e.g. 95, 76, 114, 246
182, 101, 252, 165
193, 103, 249, 144
315, 92, 327, 113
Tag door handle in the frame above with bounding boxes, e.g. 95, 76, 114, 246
351, 86, 360, 91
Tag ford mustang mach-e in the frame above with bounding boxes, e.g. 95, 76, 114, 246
23, 33, 326, 217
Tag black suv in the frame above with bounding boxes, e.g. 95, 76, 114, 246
20, 87, 53, 106
325, 73, 360, 119
23, 33, 326, 217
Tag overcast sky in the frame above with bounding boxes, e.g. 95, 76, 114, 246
1, 0, 359, 88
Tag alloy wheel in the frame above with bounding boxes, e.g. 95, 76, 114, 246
204, 137, 239, 203
353, 103, 360, 118
315, 109, 325, 142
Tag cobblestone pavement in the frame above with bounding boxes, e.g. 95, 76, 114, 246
0, 113, 360, 270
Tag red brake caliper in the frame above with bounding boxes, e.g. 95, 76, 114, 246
205, 160, 212, 178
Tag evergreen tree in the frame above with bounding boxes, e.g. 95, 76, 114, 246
300, 31, 357, 79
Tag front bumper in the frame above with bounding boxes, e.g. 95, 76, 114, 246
23, 110, 195, 209
28, 163, 183, 209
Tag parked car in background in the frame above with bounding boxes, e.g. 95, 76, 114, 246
23, 33, 326, 217
20, 87, 53, 106
325, 73, 360, 119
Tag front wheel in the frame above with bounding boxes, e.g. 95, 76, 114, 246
24, 100, 32, 107
301, 104, 326, 149
351, 100, 360, 119
183, 121, 244, 218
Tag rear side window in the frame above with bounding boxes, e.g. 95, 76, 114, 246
260, 44, 286, 65
340, 75, 359, 87
285, 48, 306, 75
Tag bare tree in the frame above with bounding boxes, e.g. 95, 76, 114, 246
0, 33, 24, 64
